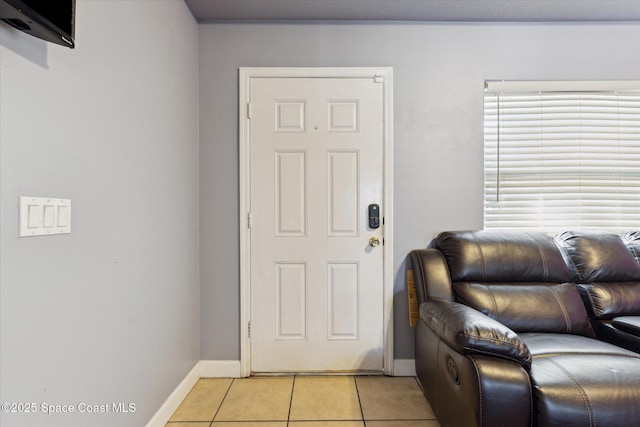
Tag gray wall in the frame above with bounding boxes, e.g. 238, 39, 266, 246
199, 22, 640, 360
0, 1, 199, 426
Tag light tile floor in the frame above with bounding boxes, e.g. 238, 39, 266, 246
166, 376, 440, 427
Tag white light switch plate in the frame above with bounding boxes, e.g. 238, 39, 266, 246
19, 196, 71, 237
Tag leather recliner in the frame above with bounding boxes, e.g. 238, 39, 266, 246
555, 231, 640, 353
410, 230, 640, 427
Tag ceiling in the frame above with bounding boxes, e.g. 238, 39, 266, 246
184, 0, 640, 23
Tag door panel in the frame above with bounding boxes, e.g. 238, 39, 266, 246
275, 151, 307, 236
328, 151, 359, 236
250, 77, 384, 372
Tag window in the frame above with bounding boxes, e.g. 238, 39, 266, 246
484, 81, 640, 232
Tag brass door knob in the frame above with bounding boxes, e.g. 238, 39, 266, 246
369, 237, 380, 247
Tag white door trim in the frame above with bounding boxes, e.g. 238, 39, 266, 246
239, 67, 394, 376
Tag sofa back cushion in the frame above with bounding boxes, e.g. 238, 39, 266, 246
555, 231, 640, 282
432, 231, 592, 336
453, 282, 594, 337
623, 231, 640, 265
434, 230, 573, 283
576, 282, 640, 320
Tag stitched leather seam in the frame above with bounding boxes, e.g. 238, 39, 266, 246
463, 347, 531, 367
610, 284, 621, 317
444, 324, 521, 349
528, 232, 549, 280
546, 358, 596, 427
531, 351, 640, 360
429, 317, 531, 364
457, 334, 522, 348
524, 365, 534, 427
510, 362, 535, 427
469, 356, 483, 427
471, 357, 535, 427
486, 285, 501, 323
470, 231, 486, 281
438, 323, 532, 365
456, 331, 515, 347
549, 287, 572, 333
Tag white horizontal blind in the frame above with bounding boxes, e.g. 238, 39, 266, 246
484, 82, 640, 232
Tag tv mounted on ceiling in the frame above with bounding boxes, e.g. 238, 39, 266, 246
0, 0, 75, 48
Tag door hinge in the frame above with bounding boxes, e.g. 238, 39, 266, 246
374, 75, 384, 83
247, 102, 253, 119
248, 321, 252, 338
247, 212, 253, 228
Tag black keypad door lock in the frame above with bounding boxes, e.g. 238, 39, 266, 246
368, 204, 380, 229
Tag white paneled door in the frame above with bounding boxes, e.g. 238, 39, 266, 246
248, 75, 386, 372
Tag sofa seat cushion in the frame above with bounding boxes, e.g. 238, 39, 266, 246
613, 316, 640, 337
520, 333, 639, 358
530, 354, 640, 427
576, 282, 640, 319
522, 333, 640, 425
453, 282, 594, 337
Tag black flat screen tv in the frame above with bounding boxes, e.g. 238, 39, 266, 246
0, 0, 75, 48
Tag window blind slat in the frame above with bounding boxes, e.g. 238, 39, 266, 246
484, 83, 640, 232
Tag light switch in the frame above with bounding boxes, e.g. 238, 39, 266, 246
27, 204, 41, 228
43, 205, 55, 228
19, 196, 71, 237
57, 206, 69, 227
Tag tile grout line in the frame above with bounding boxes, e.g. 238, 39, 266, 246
208, 377, 235, 425
286, 374, 296, 426
353, 376, 368, 427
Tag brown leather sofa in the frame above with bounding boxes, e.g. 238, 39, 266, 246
555, 231, 640, 353
410, 230, 640, 427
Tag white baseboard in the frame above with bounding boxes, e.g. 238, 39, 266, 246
393, 359, 416, 376
198, 360, 243, 378
146, 360, 242, 427
145, 362, 200, 427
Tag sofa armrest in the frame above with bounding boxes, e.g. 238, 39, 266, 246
420, 300, 532, 369
409, 249, 454, 303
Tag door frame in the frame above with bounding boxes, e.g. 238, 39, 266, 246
239, 67, 394, 376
